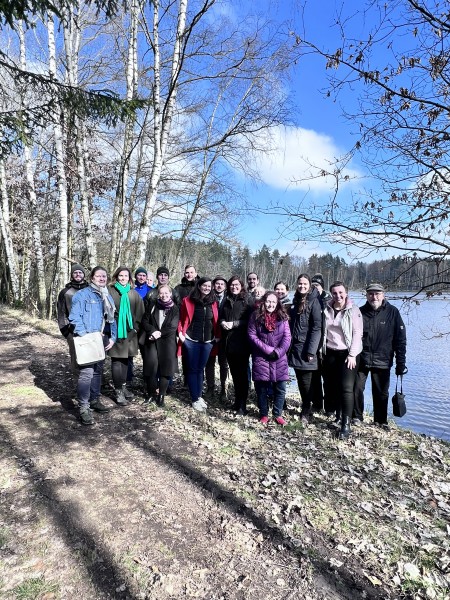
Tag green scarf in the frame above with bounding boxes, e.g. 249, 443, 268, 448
114, 282, 133, 339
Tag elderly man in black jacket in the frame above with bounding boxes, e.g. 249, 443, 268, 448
353, 283, 407, 429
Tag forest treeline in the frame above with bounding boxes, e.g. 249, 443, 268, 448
100, 237, 450, 295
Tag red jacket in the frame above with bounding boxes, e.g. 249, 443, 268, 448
177, 297, 221, 356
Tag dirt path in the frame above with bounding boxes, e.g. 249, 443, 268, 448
0, 308, 342, 599
2, 307, 448, 600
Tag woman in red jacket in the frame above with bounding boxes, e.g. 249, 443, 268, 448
178, 277, 221, 412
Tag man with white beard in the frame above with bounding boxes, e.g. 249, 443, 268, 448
353, 283, 407, 429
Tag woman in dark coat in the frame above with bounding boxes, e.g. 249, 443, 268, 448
220, 275, 254, 415
248, 292, 291, 425
288, 274, 322, 425
108, 266, 145, 406
141, 285, 179, 406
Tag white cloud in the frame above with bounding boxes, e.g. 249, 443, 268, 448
249, 125, 361, 192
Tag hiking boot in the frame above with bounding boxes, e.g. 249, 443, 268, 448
374, 422, 390, 431
274, 416, 286, 426
192, 399, 206, 412
351, 418, 363, 427
115, 386, 128, 406
260, 416, 269, 425
80, 407, 94, 425
123, 385, 134, 400
90, 398, 110, 412
156, 394, 165, 407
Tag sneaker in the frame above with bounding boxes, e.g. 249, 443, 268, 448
80, 407, 94, 425
274, 416, 286, 426
197, 397, 208, 408
351, 418, 363, 427
192, 399, 206, 412
90, 399, 110, 413
259, 416, 269, 425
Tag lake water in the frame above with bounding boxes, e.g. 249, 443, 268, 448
291, 293, 450, 442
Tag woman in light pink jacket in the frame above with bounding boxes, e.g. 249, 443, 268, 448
322, 281, 363, 440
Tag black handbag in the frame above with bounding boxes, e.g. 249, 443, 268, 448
392, 375, 406, 417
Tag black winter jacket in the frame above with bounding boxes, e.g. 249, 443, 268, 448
56, 281, 88, 337
359, 300, 406, 369
220, 293, 254, 355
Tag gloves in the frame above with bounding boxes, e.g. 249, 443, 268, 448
268, 350, 278, 360
395, 364, 408, 376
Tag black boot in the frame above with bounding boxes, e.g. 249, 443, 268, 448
156, 394, 165, 407
338, 416, 351, 440
331, 409, 341, 429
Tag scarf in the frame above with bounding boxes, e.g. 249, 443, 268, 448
114, 282, 133, 339
264, 311, 278, 332
90, 283, 115, 323
157, 296, 174, 315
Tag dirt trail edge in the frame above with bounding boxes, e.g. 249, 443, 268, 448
1, 307, 449, 600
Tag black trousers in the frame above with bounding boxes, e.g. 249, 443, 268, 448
205, 343, 228, 388
226, 352, 250, 409
294, 370, 315, 416
354, 366, 391, 424
111, 357, 129, 387
322, 349, 359, 418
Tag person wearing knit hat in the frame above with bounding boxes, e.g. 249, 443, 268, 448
205, 275, 229, 400
134, 267, 149, 300
57, 263, 89, 376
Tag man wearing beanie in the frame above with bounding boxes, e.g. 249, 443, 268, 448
205, 275, 229, 400
134, 267, 149, 299
57, 263, 89, 373
144, 266, 181, 306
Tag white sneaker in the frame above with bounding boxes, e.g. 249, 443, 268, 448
192, 399, 206, 412
197, 397, 207, 408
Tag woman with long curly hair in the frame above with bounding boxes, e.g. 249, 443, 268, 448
248, 291, 291, 425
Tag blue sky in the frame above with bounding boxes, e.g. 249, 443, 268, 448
232, 0, 367, 259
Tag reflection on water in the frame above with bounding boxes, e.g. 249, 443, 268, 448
290, 292, 450, 442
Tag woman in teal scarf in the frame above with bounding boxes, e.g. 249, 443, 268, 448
108, 267, 145, 405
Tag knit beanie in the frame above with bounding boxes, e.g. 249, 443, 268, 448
134, 266, 147, 277
157, 266, 170, 277
311, 273, 325, 288
71, 263, 85, 277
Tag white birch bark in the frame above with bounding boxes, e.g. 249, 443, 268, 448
110, 0, 139, 270
19, 22, 47, 311
48, 14, 69, 290
134, 0, 189, 265
0, 159, 21, 301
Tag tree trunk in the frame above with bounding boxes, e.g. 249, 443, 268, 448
0, 159, 20, 302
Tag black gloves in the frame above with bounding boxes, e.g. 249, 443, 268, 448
395, 364, 408, 376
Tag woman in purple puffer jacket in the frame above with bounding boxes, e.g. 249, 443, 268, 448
248, 292, 291, 425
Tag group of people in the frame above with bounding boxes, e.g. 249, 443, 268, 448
57, 264, 407, 439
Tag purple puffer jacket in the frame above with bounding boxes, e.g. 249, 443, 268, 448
248, 313, 291, 382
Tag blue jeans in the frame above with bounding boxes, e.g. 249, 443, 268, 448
254, 381, 286, 417
183, 339, 213, 402
77, 360, 105, 408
